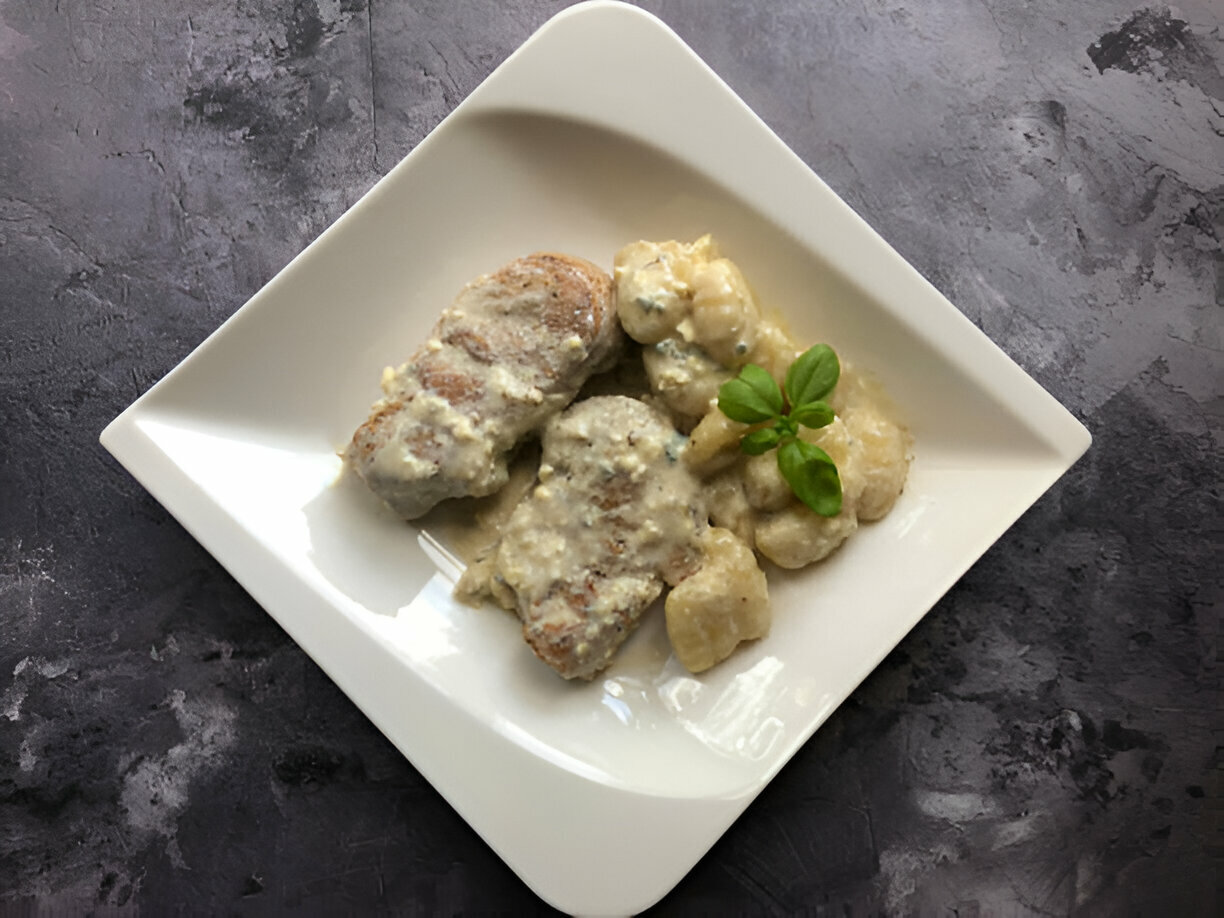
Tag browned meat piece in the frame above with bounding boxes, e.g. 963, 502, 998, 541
491, 396, 706, 679
345, 253, 622, 519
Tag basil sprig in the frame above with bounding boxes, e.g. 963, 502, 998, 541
716, 344, 843, 517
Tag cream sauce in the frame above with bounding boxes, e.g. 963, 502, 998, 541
614, 237, 912, 581
346, 253, 620, 521
384, 239, 910, 678
476, 396, 706, 679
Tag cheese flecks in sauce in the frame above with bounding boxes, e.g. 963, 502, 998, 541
347, 241, 909, 681
614, 235, 912, 659
479, 396, 706, 681
345, 253, 621, 520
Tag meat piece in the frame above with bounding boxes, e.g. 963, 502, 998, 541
492, 396, 706, 679
345, 253, 622, 519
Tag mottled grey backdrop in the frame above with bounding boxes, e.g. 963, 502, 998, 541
1, 0, 1220, 914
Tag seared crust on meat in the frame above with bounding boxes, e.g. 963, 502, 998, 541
346, 253, 622, 520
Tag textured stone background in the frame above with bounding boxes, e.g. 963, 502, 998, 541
1, 0, 1220, 913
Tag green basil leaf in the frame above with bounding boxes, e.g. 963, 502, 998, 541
777, 438, 842, 517
790, 400, 834, 430
717, 364, 784, 424
784, 344, 840, 408
737, 363, 784, 414
717, 378, 776, 424
740, 426, 782, 455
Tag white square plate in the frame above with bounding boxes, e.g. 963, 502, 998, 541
101, 3, 1090, 914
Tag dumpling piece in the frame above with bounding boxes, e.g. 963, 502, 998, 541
665, 527, 770, 673
750, 418, 864, 569
832, 366, 911, 521
614, 235, 764, 425
346, 253, 623, 520
492, 396, 706, 680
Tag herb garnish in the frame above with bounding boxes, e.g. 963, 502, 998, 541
716, 344, 843, 517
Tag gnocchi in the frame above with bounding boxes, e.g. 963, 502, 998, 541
705, 469, 756, 545
614, 235, 912, 670
685, 407, 747, 475
665, 527, 770, 673
640, 337, 729, 425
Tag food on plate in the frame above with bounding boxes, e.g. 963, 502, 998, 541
345, 253, 622, 519
664, 527, 769, 673
615, 236, 804, 428
716, 345, 845, 518
463, 396, 707, 680
613, 235, 910, 574
347, 237, 909, 680
830, 369, 911, 522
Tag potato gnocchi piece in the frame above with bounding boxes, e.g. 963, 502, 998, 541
847, 405, 910, 521
743, 418, 862, 509
641, 337, 731, 425
749, 320, 803, 383
615, 235, 761, 371
688, 258, 761, 367
665, 527, 770, 673
705, 468, 755, 545
754, 502, 859, 569
613, 237, 716, 344
685, 407, 746, 476
742, 451, 793, 512
833, 366, 912, 521
800, 417, 865, 507
749, 417, 868, 568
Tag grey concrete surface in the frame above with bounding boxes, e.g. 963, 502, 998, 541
1, 0, 1220, 914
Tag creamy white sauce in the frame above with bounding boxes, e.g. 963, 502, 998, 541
367, 240, 910, 679
457, 396, 705, 679
347, 254, 621, 520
